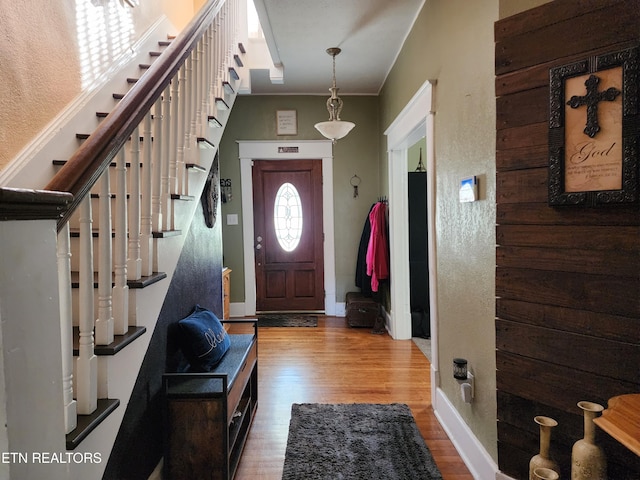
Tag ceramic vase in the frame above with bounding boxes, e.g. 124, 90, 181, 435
571, 401, 607, 480
529, 416, 560, 480
534, 467, 560, 480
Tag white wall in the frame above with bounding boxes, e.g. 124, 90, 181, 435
0, 220, 68, 480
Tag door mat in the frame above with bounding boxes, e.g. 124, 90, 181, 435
257, 314, 318, 327
282, 403, 443, 479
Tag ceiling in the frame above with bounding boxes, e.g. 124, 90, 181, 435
249, 0, 424, 95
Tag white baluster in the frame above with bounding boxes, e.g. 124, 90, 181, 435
113, 148, 129, 335
189, 49, 199, 145
57, 223, 77, 433
95, 170, 114, 345
128, 126, 142, 281
161, 84, 172, 232
226, 2, 232, 66
76, 197, 98, 415
141, 111, 154, 277
195, 39, 204, 137
176, 64, 187, 196
184, 55, 193, 159
217, 13, 224, 96
212, 16, 219, 109
204, 26, 213, 114
170, 76, 180, 197
200, 35, 208, 136
184, 54, 196, 200
152, 96, 163, 233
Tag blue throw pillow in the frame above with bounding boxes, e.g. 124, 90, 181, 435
178, 305, 230, 372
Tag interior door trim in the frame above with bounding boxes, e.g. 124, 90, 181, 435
238, 140, 335, 316
384, 80, 438, 397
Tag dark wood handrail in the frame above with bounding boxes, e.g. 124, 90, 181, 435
0, 187, 73, 221
45, 0, 226, 230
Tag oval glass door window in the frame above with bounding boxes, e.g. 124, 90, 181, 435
273, 182, 303, 252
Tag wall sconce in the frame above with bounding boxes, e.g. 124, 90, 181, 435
220, 179, 232, 203
453, 358, 474, 403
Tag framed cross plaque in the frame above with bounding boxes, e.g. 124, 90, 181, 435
548, 46, 639, 206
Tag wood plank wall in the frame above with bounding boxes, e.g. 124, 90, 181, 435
494, 1, 640, 478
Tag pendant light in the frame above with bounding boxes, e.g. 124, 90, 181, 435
314, 47, 355, 143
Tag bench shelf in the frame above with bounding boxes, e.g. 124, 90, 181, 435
163, 320, 258, 480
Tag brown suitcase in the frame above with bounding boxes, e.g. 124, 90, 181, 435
345, 292, 379, 327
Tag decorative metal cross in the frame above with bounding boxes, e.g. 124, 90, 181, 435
566, 74, 621, 138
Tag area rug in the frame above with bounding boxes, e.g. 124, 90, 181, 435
257, 314, 318, 327
282, 403, 443, 480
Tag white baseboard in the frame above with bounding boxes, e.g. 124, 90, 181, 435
230, 302, 247, 318
147, 458, 163, 480
230, 301, 345, 318
495, 472, 516, 480
433, 387, 499, 480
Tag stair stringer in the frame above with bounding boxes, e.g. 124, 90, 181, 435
63, 139, 232, 480
0, 5, 250, 480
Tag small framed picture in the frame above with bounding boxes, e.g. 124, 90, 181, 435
276, 110, 297, 135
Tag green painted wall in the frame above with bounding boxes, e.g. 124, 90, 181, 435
408, 138, 427, 172
220, 0, 554, 464
219, 95, 380, 305
380, 0, 500, 462
377, 0, 556, 463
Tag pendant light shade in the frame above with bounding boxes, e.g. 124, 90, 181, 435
314, 47, 355, 143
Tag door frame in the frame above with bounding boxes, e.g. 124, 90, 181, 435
238, 140, 336, 316
384, 80, 439, 394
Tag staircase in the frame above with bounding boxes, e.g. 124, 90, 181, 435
0, 0, 247, 478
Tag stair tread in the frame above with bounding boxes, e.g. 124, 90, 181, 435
171, 193, 195, 201
196, 137, 215, 149
208, 115, 222, 127
222, 81, 235, 94
186, 162, 208, 172
152, 229, 182, 238
70, 270, 167, 289
66, 398, 120, 450
53, 159, 156, 167
215, 97, 230, 110
73, 325, 146, 356
69, 227, 181, 237
72, 135, 152, 142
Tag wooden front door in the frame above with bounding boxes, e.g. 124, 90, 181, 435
252, 160, 324, 312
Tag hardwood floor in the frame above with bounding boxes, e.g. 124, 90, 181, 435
233, 316, 473, 480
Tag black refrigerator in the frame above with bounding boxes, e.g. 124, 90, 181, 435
408, 171, 430, 337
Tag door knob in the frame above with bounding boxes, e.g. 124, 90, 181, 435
256, 244, 262, 250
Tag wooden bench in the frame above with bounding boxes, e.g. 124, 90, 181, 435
163, 320, 258, 480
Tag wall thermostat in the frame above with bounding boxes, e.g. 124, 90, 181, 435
459, 176, 478, 203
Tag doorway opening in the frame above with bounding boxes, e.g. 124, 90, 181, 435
238, 140, 336, 316
252, 159, 324, 312
384, 80, 439, 397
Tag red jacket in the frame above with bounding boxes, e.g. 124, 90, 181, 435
366, 202, 389, 292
